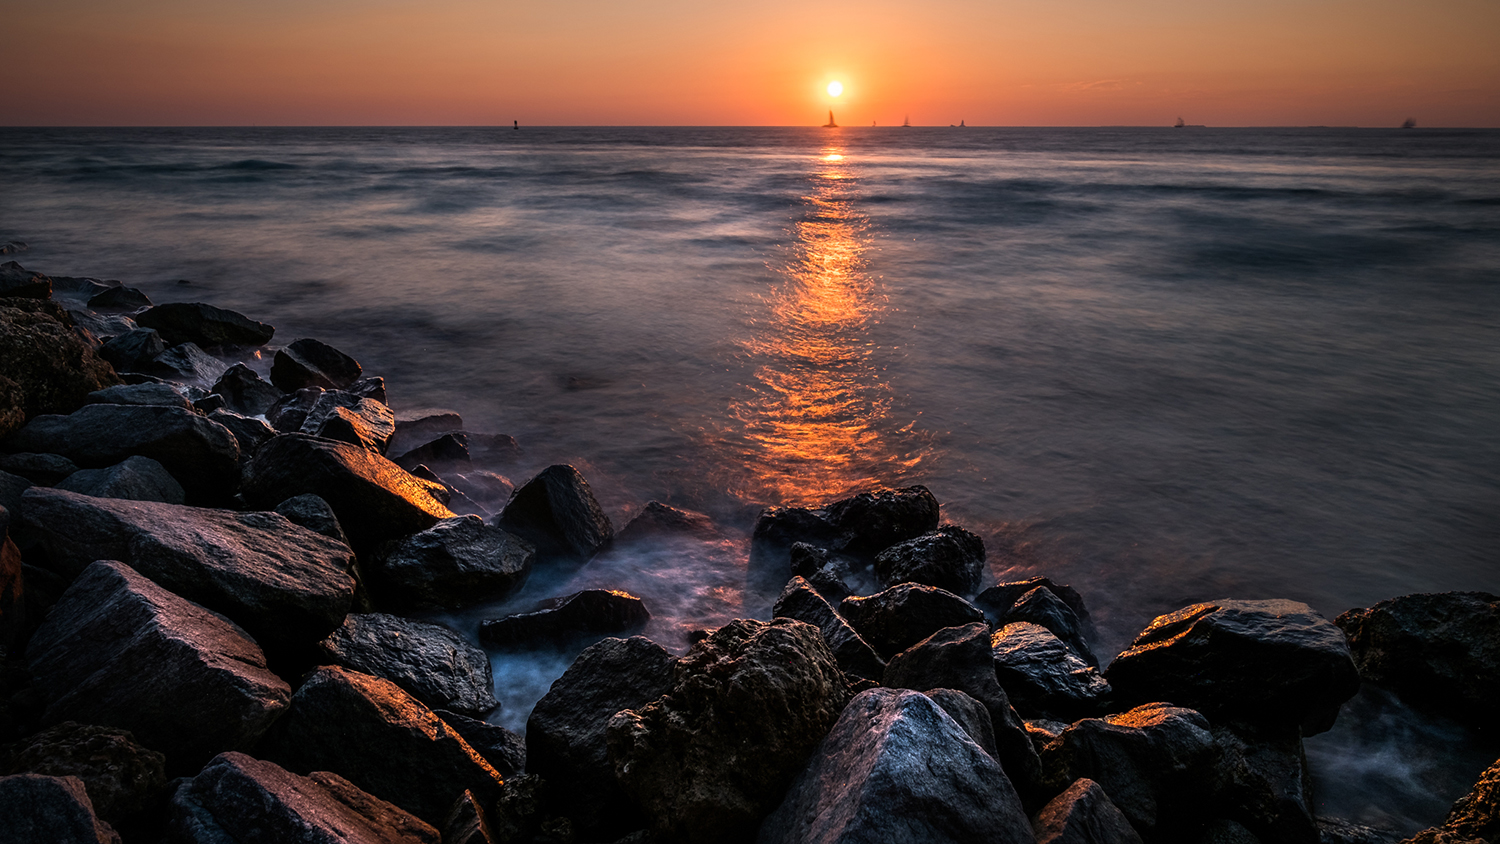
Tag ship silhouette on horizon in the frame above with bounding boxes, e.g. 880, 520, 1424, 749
823, 110, 838, 128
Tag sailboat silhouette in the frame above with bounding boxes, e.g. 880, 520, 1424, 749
902, 115, 911, 128
823, 110, 838, 128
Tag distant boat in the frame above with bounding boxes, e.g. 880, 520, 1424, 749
824, 110, 838, 128
1401, 117, 1416, 129
1173, 117, 1206, 128
902, 115, 911, 128
1175, 116, 1184, 128
960, 120, 966, 127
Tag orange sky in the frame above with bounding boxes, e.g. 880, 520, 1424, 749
6, 0, 1498, 126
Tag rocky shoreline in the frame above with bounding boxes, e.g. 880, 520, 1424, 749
1, 251, 1496, 844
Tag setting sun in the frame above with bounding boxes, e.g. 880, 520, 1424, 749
826, 81, 843, 97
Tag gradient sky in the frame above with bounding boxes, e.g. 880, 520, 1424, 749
6, 0, 1498, 126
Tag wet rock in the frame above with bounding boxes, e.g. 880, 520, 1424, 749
21, 487, 355, 651
267, 387, 326, 432
68, 308, 137, 342
606, 618, 851, 844
149, 341, 226, 385
978, 576, 1100, 653
259, 665, 504, 826
1032, 777, 1143, 844
0, 451, 79, 485
316, 613, 497, 717
924, 687, 999, 758
0, 469, 30, 517
615, 500, 719, 544
271, 338, 363, 392
26, 561, 290, 771
838, 582, 985, 659
193, 392, 227, 413
394, 433, 471, 471
370, 515, 533, 610
85, 382, 192, 409
86, 285, 152, 311
758, 687, 1031, 844
4, 721, 167, 827
275, 493, 351, 545
0, 773, 121, 844
169, 751, 439, 844
390, 412, 464, 458
55, 454, 186, 504
481, 589, 648, 647
49, 275, 117, 301
493, 464, 613, 564
991, 622, 1111, 721
788, 542, 853, 602
0, 261, 52, 298
98, 328, 166, 372
440, 790, 498, 844
1335, 592, 1499, 727
527, 636, 676, 839
873, 524, 986, 596
435, 710, 526, 778
1211, 723, 1317, 844
207, 408, 277, 454
211, 363, 282, 416
1106, 599, 1360, 735
4, 404, 238, 503
445, 471, 514, 515
772, 576, 885, 681
306, 398, 396, 454
1004, 586, 1098, 666
1318, 818, 1402, 844
0, 241, 25, 256
348, 376, 387, 403
750, 485, 940, 571
135, 302, 274, 347
0, 299, 121, 440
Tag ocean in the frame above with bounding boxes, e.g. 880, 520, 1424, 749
2, 126, 1497, 827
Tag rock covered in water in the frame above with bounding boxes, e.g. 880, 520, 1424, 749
316, 613, 496, 717
493, 464, 613, 563
394, 433, 471, 471
788, 542, 853, 601
773, 576, 885, 681
751, 485, 940, 570
98, 328, 166, 373
55, 455, 186, 504
85, 382, 192, 409
4, 721, 167, 829
135, 302, 274, 347
480, 588, 648, 647
211, 363, 282, 416
991, 622, 1110, 721
370, 515, 533, 609
0, 773, 121, 844
1031, 777, 1143, 844
0, 298, 121, 440
271, 338, 363, 392
0, 261, 53, 298
838, 582, 985, 659
872, 524, 987, 596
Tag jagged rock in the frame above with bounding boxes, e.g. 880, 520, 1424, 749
86, 286, 152, 311
977, 576, 1101, 653
750, 485, 940, 571
0, 261, 52, 298
615, 500, 719, 544
192, 393, 227, 413
0, 299, 121, 440
211, 363, 282, 416
440, 790, 497, 844
480, 589, 647, 647
149, 342, 226, 385
1336, 592, 1499, 727
348, 377, 387, 403
1003, 586, 1098, 666
924, 688, 998, 758
207, 408, 277, 454
1398, 756, 1499, 844
435, 711, 526, 778
135, 302, 274, 347
390, 412, 464, 458
1032, 777, 1144, 844
4, 721, 167, 827
606, 619, 851, 844
299, 392, 395, 454
25, 561, 290, 771
1318, 818, 1401, 844
56, 455, 186, 504
758, 688, 1031, 844
0, 452, 79, 485
259, 665, 504, 827
267, 387, 326, 433
0, 241, 25, 256
1025, 718, 1070, 750
788, 542, 853, 601
394, 433, 471, 471
240, 433, 453, 551
169, 752, 439, 844
275, 494, 351, 546
98, 328, 166, 372
527, 636, 676, 839
1, 528, 22, 656
488, 775, 574, 844
316, 613, 496, 717
1106, 599, 1360, 735
991, 622, 1110, 721
370, 515, 533, 610
446, 471, 514, 515
493, 464, 613, 563
838, 582, 985, 659
872, 524, 986, 596
1211, 723, 1317, 844
0, 773, 121, 843
49, 276, 116, 301
4, 404, 238, 503
21, 487, 354, 651
773, 576, 885, 681
271, 338, 363, 392
85, 382, 192, 409
68, 308, 137, 341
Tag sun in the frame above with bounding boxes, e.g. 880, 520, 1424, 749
827, 81, 843, 97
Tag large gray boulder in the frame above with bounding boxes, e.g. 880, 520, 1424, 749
56, 455, 186, 504
298, 392, 395, 455
991, 622, 1111, 721
773, 576, 885, 681
0, 773, 120, 844
872, 525, 986, 596
757, 688, 1033, 844
211, 363, 282, 417
839, 582, 985, 660
1031, 778, 1143, 844
315, 613, 496, 717
493, 464, 613, 563
135, 302, 274, 347
369, 515, 533, 610
85, 382, 192, 410
271, 338, 364, 392
750, 485, 940, 571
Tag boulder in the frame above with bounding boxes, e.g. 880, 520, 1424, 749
211, 363, 282, 416
21, 487, 355, 651
440, 790, 498, 844
789, 542, 853, 602
1105, 599, 1360, 735
750, 485, 940, 570
298, 391, 395, 454
480, 589, 648, 647
772, 576, 885, 681
615, 500, 719, 544
97, 328, 166, 373
527, 636, 676, 839
270, 338, 363, 392
135, 302, 274, 347
445, 471, 514, 515
370, 515, 533, 609
1400, 756, 1499, 844
487, 775, 574, 844
267, 387, 327, 432
1003, 586, 1098, 666
1318, 819, 1402, 844
206, 408, 277, 454
49, 275, 116, 301
149, 342, 226, 386
1032, 778, 1143, 844
1335, 592, 1499, 727
1, 529, 22, 657
56, 455, 186, 504
838, 582, 985, 659
169, 752, 439, 844
275, 493, 351, 546
0, 241, 25, 256
493, 464, 613, 563
606, 618, 851, 844
0, 261, 52, 298
0, 299, 121, 440
87, 286, 152, 311
1200, 819, 1266, 844
991, 622, 1111, 721
435, 710, 526, 778
316, 613, 497, 717
924, 687, 999, 758
0, 452, 79, 485
4, 721, 167, 827
85, 382, 192, 409
25, 561, 290, 771
467, 431, 522, 464
68, 308, 137, 342
259, 665, 504, 827
757, 688, 1032, 844
348, 377, 387, 403
1210, 724, 1317, 844
0, 469, 31, 516
872, 524, 986, 596
0, 774, 120, 844
978, 576, 1100, 654
394, 433, 471, 471
390, 412, 464, 458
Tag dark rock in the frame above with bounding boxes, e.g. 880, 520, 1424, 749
270, 338, 363, 392
527, 636, 676, 840
0, 452, 79, 485
316, 613, 497, 717
0, 241, 26, 256
606, 618, 851, 844
1398, 756, 1499, 844
207, 408, 277, 454
370, 515, 533, 610
55, 454, 186, 504
48, 275, 117, 301
0, 261, 52, 298
758, 687, 1031, 844
488, 774, 575, 844
348, 377, 387, 403
838, 582, 985, 659
0, 773, 120, 843
98, 328, 166, 372
87, 286, 153, 311
211, 363, 282, 416
1, 529, 22, 657
275, 493, 351, 546
192, 392, 227, 413
1335, 592, 1499, 727
135, 302, 274, 347
0, 299, 121, 440
1201, 819, 1265, 844
467, 432, 522, 465
1318, 818, 1402, 844
978, 576, 1101, 653
615, 501, 719, 544
1032, 777, 1144, 844
307, 399, 396, 454
1106, 599, 1360, 735
169, 751, 439, 844
390, 412, 464, 458
991, 621, 1111, 721
494, 464, 613, 564
67, 308, 137, 342
1211, 723, 1317, 844
434, 711, 526, 778
395, 433, 471, 471
446, 471, 514, 515
872, 524, 986, 596
259, 665, 504, 827
924, 687, 999, 758
240, 433, 454, 552
149, 341, 226, 385
1004, 585, 1098, 667
772, 576, 885, 681
5, 404, 238, 503
750, 485, 940, 572
0, 469, 31, 517
26, 561, 290, 771
482, 588, 648, 648
4, 721, 167, 827
788, 542, 853, 601
85, 382, 192, 409
441, 790, 498, 844
21, 487, 355, 651
1025, 718, 1071, 751
267, 387, 326, 433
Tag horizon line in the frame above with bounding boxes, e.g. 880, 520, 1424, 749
1, 123, 1490, 130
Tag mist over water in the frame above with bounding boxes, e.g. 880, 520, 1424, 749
3, 126, 1498, 824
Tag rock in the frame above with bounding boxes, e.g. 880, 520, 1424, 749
1003, 586, 1098, 666
55, 455, 186, 504
211, 363, 282, 416
750, 485, 940, 571
85, 382, 192, 409
758, 687, 1032, 844
978, 576, 1100, 654
267, 387, 326, 432
21, 487, 355, 651
240, 433, 454, 552
1318, 819, 1402, 844
0, 773, 121, 844
440, 790, 498, 844
882, 621, 1044, 807
838, 582, 985, 659
394, 433, 471, 471
480, 589, 647, 647
526, 636, 676, 839
86, 285, 152, 311
606, 618, 851, 844
49, 275, 117, 301
1335, 592, 1499, 727
169, 751, 439, 844
149, 341, 226, 385
206, 408, 277, 454
445, 471, 514, 515
25, 561, 290, 771
1210, 723, 1317, 844
259, 665, 504, 827
275, 493, 351, 546
0, 469, 31, 516
434, 710, 526, 778
370, 515, 533, 609
192, 392, 227, 413
467, 432, 522, 465
1032, 777, 1144, 844
494, 464, 613, 564
1105, 599, 1360, 735
991, 622, 1111, 721
1025, 718, 1071, 750
316, 613, 497, 717
390, 412, 464, 458
308, 403, 396, 455
1399, 756, 1500, 844
4, 721, 167, 827
4, 404, 238, 503
270, 338, 363, 392
0, 452, 79, 485
488, 775, 574, 844
872, 524, 986, 596
0, 261, 52, 298
0, 299, 121, 440
924, 687, 999, 758
772, 576, 885, 681
1200, 819, 1265, 844
135, 302, 274, 347
98, 328, 166, 372
0, 241, 26, 256
788, 542, 853, 602
615, 500, 719, 544
68, 308, 137, 342
1, 529, 22, 657
348, 377, 387, 403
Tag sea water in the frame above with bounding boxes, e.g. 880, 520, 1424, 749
2, 126, 1498, 828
